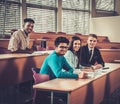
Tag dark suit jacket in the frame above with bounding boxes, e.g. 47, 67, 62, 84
80, 45, 104, 67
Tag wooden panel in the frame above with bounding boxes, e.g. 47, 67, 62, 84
30, 32, 120, 49
70, 76, 107, 104
0, 39, 34, 49
0, 53, 48, 88
108, 68, 120, 93
0, 39, 9, 48
30, 32, 109, 43
100, 49, 120, 62
1, 33, 120, 50
70, 86, 88, 104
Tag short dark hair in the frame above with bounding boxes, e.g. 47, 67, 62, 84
69, 36, 81, 51
89, 34, 97, 39
54, 36, 69, 47
24, 18, 35, 24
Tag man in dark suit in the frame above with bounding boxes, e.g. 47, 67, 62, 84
80, 34, 104, 69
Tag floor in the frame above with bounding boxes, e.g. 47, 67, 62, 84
0, 81, 33, 104
0, 81, 120, 104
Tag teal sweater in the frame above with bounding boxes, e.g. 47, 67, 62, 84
40, 51, 78, 79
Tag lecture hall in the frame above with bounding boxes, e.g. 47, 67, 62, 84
0, 0, 120, 104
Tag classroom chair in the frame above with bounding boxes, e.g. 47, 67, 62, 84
31, 68, 50, 104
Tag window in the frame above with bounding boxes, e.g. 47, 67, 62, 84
62, 0, 90, 34
0, 0, 21, 37
96, 0, 115, 11
26, 0, 57, 32
0, 0, 115, 38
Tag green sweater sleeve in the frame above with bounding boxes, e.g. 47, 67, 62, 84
48, 54, 78, 79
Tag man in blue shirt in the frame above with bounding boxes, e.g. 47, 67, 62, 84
40, 36, 86, 79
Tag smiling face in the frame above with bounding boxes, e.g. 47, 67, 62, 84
23, 22, 34, 34
87, 36, 97, 48
55, 43, 68, 55
73, 40, 81, 52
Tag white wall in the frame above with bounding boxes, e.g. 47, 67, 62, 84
90, 16, 120, 42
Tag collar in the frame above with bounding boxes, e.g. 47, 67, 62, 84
24, 30, 28, 36
88, 46, 94, 51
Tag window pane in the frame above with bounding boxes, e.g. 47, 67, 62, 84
26, 0, 57, 32
0, 2, 4, 37
62, 10, 90, 34
62, 0, 90, 34
26, 0, 56, 7
0, 0, 21, 37
62, 0, 90, 10
27, 7, 56, 32
7, 0, 20, 2
96, 0, 114, 11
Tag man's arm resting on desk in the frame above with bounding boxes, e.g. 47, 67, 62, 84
11, 49, 34, 54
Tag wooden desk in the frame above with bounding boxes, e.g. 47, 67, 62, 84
0, 39, 34, 49
100, 49, 120, 63
0, 51, 51, 88
0, 39, 9, 48
113, 59, 120, 63
33, 63, 120, 104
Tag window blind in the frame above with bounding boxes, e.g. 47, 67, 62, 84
62, 0, 90, 34
26, 0, 57, 32
0, 0, 21, 38
96, 0, 115, 11
26, 0, 56, 7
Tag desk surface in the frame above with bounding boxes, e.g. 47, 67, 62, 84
114, 59, 120, 63
0, 50, 53, 59
33, 63, 120, 92
100, 49, 120, 51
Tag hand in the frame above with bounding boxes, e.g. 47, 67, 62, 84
81, 67, 93, 72
78, 71, 87, 79
92, 64, 103, 70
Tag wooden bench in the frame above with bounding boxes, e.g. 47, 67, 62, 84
0, 32, 120, 51
100, 49, 120, 63
30, 32, 120, 49
30, 32, 109, 43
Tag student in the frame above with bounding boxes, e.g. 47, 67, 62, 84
64, 36, 81, 69
80, 34, 104, 69
8, 18, 36, 53
40, 36, 86, 80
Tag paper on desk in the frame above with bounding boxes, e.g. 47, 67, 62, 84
33, 50, 53, 55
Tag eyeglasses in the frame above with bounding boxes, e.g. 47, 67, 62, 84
59, 46, 68, 49
90, 40, 97, 42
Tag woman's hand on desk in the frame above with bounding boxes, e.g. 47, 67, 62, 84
78, 71, 87, 79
